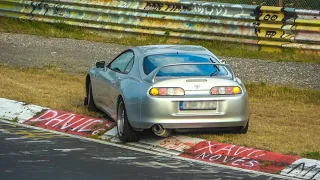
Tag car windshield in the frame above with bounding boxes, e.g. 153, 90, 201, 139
143, 53, 227, 76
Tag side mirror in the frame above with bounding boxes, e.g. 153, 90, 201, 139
96, 61, 105, 68
220, 59, 226, 64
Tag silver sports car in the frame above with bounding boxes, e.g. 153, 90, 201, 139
84, 45, 249, 142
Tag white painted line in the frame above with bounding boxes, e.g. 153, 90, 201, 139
20, 150, 49, 154
149, 161, 190, 169
0, 98, 46, 123
128, 161, 189, 169
281, 158, 320, 179
0, 119, 297, 180
127, 141, 181, 156
0, 153, 20, 156
92, 157, 137, 161
53, 148, 86, 152
5, 137, 27, 140
25, 140, 53, 143
18, 160, 49, 163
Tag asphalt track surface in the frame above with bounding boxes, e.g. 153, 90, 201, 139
0, 121, 286, 180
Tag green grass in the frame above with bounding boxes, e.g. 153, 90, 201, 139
30, 121, 39, 126
245, 82, 320, 105
1, 17, 319, 64
302, 152, 320, 160
88, 134, 101, 140
33, 109, 48, 117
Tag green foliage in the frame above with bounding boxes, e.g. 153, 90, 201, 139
12, 117, 18, 123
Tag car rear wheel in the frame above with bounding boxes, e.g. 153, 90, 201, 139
233, 120, 249, 134
117, 99, 140, 142
86, 82, 97, 111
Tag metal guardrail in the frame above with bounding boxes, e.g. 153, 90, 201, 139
257, 6, 320, 50
0, 0, 319, 51
206, 0, 320, 10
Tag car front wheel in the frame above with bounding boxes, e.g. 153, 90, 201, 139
117, 99, 140, 142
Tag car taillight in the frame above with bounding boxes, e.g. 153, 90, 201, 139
210, 86, 242, 95
149, 87, 185, 96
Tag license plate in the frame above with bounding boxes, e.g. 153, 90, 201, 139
179, 101, 217, 110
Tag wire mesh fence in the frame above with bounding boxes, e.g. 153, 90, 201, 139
205, 0, 320, 10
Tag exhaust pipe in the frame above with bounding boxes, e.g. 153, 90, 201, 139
152, 124, 171, 137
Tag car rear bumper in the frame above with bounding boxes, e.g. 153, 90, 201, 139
136, 117, 248, 129
129, 93, 249, 129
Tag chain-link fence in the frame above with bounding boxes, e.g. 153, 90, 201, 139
205, 0, 320, 10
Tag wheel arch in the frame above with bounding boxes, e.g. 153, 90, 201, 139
116, 94, 143, 132
116, 95, 123, 110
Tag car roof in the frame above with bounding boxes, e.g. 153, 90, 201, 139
134, 45, 212, 56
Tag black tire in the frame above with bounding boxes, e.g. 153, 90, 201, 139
233, 120, 249, 134
87, 82, 97, 111
117, 99, 140, 142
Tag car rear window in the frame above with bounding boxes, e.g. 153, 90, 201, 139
143, 53, 227, 76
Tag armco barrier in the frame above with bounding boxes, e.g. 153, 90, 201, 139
257, 6, 320, 51
0, 0, 319, 51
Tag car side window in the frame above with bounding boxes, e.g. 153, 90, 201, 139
109, 51, 134, 73
124, 58, 134, 73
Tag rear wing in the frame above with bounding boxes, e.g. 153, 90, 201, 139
145, 63, 236, 83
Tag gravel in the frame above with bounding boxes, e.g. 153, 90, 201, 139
0, 32, 127, 74
1, 32, 319, 89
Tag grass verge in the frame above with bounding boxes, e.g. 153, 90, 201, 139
0, 64, 102, 118
1, 17, 319, 64
0, 64, 319, 159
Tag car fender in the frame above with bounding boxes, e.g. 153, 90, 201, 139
118, 77, 150, 130
235, 77, 249, 118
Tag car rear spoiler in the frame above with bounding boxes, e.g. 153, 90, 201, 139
145, 63, 236, 83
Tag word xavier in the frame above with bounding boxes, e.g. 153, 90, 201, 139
25, 110, 115, 137
180, 141, 299, 173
